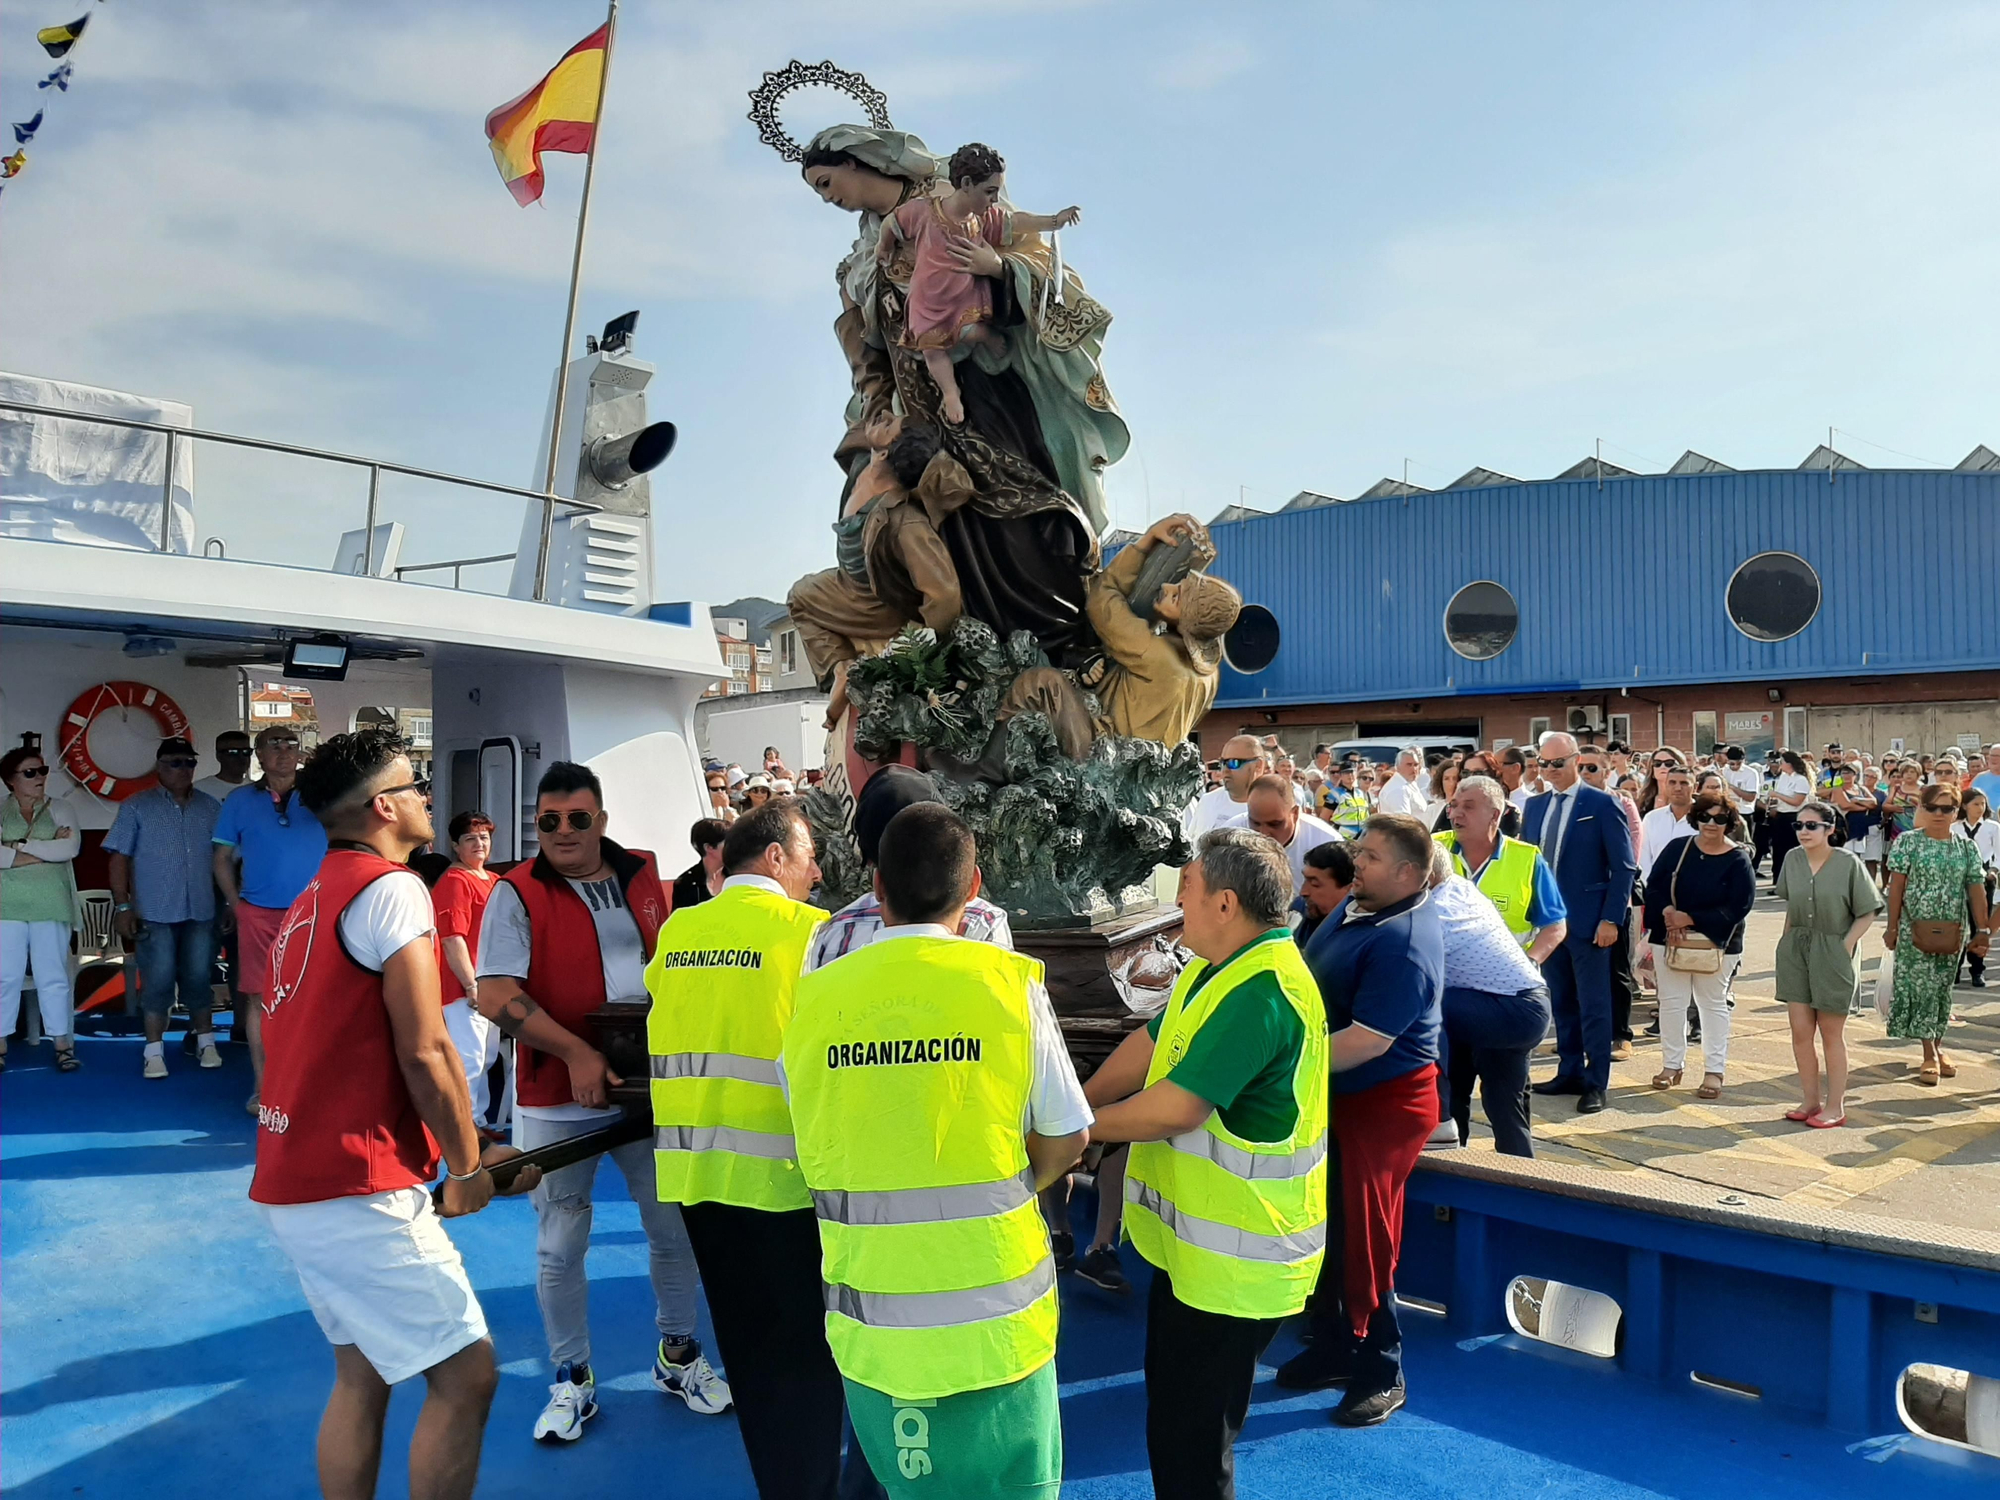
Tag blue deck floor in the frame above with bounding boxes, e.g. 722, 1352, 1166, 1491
5, 1035, 1996, 1498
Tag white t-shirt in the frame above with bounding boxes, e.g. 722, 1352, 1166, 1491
777, 924, 1093, 1139
1375, 773, 1425, 818
340, 869, 438, 970
1183, 786, 1250, 842
1639, 807, 1693, 881
1720, 765, 1762, 814
477, 872, 650, 1123
1431, 874, 1547, 996
1508, 784, 1532, 813
195, 775, 252, 805
1772, 772, 1812, 810
1277, 814, 1341, 897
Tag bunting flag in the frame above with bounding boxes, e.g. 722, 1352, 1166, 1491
37, 13, 89, 56
14, 110, 44, 146
483, 23, 607, 206
39, 64, 73, 91
1, 150, 26, 180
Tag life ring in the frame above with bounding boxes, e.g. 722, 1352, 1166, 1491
57, 680, 192, 801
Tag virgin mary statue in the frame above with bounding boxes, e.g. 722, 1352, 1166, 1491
800, 123, 1130, 665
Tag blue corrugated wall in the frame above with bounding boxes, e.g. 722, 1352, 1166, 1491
1209, 469, 2000, 708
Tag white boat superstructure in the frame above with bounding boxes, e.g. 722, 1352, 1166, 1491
0, 338, 719, 863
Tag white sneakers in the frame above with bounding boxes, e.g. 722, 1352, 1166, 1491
533, 1363, 598, 1442
198, 1043, 223, 1069
534, 1343, 732, 1444
143, 1053, 168, 1080
653, 1339, 733, 1415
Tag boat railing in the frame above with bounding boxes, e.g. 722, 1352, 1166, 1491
0, 398, 598, 601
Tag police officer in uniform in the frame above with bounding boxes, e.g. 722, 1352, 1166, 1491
783, 804, 1091, 1500
646, 798, 842, 1500
1086, 827, 1330, 1500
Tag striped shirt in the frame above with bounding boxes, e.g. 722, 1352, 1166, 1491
806, 890, 1014, 972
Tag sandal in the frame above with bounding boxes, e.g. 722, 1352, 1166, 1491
1917, 1059, 1940, 1087
1784, 1105, 1820, 1123
55, 1045, 81, 1073
1696, 1074, 1724, 1100
1806, 1112, 1845, 1129
1937, 1052, 1956, 1079
1651, 1068, 1682, 1090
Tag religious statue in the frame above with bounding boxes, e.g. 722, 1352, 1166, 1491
750, 62, 1249, 922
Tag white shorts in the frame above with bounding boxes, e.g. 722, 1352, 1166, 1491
1854, 828, 1883, 861
260, 1185, 488, 1384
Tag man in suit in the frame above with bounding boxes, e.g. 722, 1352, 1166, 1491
1523, 732, 1637, 1114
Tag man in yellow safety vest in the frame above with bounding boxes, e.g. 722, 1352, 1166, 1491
782, 803, 1091, 1500
645, 797, 841, 1500
1435, 775, 1567, 962
1086, 827, 1329, 1500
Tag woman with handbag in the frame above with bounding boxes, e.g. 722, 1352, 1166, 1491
1883, 785, 1992, 1085
1774, 800, 1880, 1128
0, 746, 85, 1072
1642, 791, 1756, 1099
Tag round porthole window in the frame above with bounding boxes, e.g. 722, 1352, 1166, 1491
1726, 551, 1820, 642
1444, 581, 1518, 661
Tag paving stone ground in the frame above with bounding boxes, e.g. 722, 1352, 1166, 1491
1487, 891, 2000, 1234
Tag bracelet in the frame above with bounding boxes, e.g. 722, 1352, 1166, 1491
115, 902, 134, 912
444, 1162, 486, 1183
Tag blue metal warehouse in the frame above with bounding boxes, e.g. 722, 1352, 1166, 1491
1191, 446, 2000, 756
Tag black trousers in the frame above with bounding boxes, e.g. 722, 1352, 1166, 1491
1144, 1265, 1279, 1500
681, 1201, 845, 1500
1607, 904, 1638, 1041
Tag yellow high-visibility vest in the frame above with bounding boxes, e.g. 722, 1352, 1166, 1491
783, 934, 1056, 1400
1436, 831, 1540, 946
645, 881, 825, 1212
1124, 933, 1329, 1320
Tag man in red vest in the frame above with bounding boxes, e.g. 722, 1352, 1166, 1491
473, 760, 729, 1443
251, 728, 537, 1500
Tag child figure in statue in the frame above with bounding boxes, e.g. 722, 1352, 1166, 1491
875, 141, 1080, 426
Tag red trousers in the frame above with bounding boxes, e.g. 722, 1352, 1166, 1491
1330, 1064, 1438, 1339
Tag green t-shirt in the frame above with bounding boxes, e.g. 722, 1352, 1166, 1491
1146, 928, 1306, 1143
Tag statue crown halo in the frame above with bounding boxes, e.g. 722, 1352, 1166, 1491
747, 60, 893, 163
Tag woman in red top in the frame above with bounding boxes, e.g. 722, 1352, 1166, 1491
434, 812, 502, 1128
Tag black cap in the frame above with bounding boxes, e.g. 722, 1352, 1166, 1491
156, 736, 197, 758
854, 766, 942, 867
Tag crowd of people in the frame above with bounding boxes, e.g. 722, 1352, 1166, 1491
4, 719, 1996, 1500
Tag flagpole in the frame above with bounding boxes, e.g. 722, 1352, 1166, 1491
534, 0, 620, 603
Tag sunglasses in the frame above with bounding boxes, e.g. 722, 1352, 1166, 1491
17, 765, 49, 779
159, 757, 199, 770
1652, 758, 1676, 768
1795, 820, 1828, 832
372, 781, 422, 801
1576, 762, 1602, 772
1694, 812, 1733, 826
538, 809, 600, 833
1220, 757, 1257, 770
1539, 756, 1570, 769
219, 746, 252, 756
262, 739, 301, 751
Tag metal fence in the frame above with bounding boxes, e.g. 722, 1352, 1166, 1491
0, 398, 600, 601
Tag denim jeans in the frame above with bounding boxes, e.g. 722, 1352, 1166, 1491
136, 918, 216, 1018
515, 1110, 701, 1369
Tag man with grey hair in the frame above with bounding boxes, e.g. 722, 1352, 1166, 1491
1375, 747, 1426, 819
1183, 734, 1264, 841
1088, 827, 1329, 1492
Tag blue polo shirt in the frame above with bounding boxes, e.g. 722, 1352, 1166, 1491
102, 785, 222, 924
212, 783, 326, 910
1303, 887, 1443, 1095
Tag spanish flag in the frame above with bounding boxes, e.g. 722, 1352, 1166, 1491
38, 15, 90, 58
484, 24, 607, 207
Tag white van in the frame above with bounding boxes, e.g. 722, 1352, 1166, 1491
1327, 735, 1478, 768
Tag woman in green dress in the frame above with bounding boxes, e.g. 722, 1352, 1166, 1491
1883, 785, 1992, 1086
1774, 800, 1879, 1127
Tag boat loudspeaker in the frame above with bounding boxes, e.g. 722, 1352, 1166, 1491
587, 421, 678, 490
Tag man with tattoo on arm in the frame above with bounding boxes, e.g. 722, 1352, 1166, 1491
474, 761, 729, 1445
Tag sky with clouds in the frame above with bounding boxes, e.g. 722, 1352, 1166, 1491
3, 1, 1996, 605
